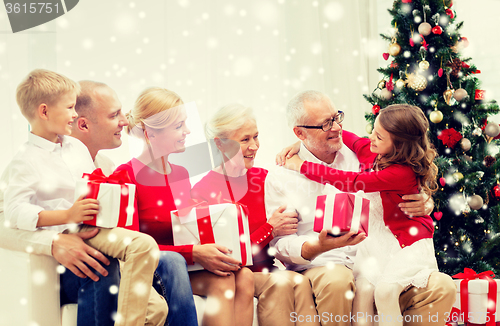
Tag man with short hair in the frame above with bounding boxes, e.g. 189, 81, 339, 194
71, 81, 197, 326
266, 90, 456, 326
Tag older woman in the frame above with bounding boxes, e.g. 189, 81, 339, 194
116, 88, 254, 326
191, 104, 320, 326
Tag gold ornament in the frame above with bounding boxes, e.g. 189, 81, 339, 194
365, 123, 373, 134
429, 110, 443, 123
380, 88, 392, 100
443, 89, 454, 105
419, 60, 430, 70
418, 22, 432, 36
454, 88, 468, 101
484, 122, 500, 137
388, 43, 401, 56
407, 73, 427, 91
460, 138, 471, 151
468, 195, 484, 210
395, 79, 405, 89
378, 80, 386, 89
452, 172, 464, 182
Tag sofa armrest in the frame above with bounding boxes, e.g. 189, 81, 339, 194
0, 248, 61, 326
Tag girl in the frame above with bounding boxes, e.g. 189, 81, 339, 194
283, 104, 439, 326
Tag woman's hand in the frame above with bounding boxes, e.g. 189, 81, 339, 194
192, 244, 241, 276
276, 141, 301, 166
268, 205, 299, 237
283, 154, 305, 172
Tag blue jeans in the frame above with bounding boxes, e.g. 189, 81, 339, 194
60, 255, 120, 326
153, 251, 198, 326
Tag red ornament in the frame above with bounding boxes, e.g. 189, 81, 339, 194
372, 105, 381, 115
472, 70, 481, 74
492, 184, 500, 199
386, 74, 394, 92
421, 36, 429, 50
432, 26, 443, 35
439, 177, 446, 187
438, 68, 444, 77
383, 53, 390, 61
461, 62, 470, 69
445, 9, 455, 19
475, 90, 485, 100
402, 0, 412, 2
433, 212, 443, 220
390, 61, 399, 68
410, 38, 414, 47
437, 128, 462, 148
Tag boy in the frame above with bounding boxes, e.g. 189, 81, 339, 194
2, 69, 163, 326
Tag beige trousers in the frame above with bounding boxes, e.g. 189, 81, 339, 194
301, 266, 456, 326
82, 226, 166, 326
254, 270, 320, 326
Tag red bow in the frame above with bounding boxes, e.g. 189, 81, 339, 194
83, 168, 132, 185
452, 268, 497, 326
81, 168, 133, 227
174, 200, 249, 266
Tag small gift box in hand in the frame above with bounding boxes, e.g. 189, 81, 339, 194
171, 202, 253, 271
74, 168, 135, 228
314, 192, 369, 236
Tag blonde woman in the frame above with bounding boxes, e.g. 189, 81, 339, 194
191, 104, 319, 326
116, 88, 254, 326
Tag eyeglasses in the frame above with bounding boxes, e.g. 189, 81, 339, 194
296, 111, 344, 132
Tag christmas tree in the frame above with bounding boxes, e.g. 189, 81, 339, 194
364, 0, 500, 275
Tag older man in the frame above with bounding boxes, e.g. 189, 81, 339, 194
266, 90, 456, 326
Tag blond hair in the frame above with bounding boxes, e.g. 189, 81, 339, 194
16, 69, 80, 121
205, 103, 256, 140
126, 87, 184, 138
376, 104, 438, 197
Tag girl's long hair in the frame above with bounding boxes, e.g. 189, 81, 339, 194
376, 104, 438, 196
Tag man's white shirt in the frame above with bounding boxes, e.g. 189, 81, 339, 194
265, 142, 361, 271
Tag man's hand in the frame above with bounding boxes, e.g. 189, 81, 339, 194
52, 228, 110, 282
301, 230, 366, 261
399, 191, 434, 217
268, 205, 299, 237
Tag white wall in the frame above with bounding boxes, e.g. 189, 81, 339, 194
1, 0, 498, 175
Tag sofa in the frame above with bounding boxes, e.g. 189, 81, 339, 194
0, 247, 259, 326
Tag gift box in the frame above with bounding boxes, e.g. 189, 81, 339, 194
171, 202, 253, 271
74, 168, 135, 228
450, 268, 500, 326
314, 192, 369, 236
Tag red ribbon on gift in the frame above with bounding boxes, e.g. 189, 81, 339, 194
81, 168, 132, 227
452, 268, 497, 326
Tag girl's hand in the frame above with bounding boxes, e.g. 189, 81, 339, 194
268, 205, 299, 237
66, 195, 99, 223
192, 244, 241, 276
276, 141, 301, 166
283, 155, 304, 172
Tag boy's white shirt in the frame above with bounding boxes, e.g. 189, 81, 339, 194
1, 133, 95, 232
